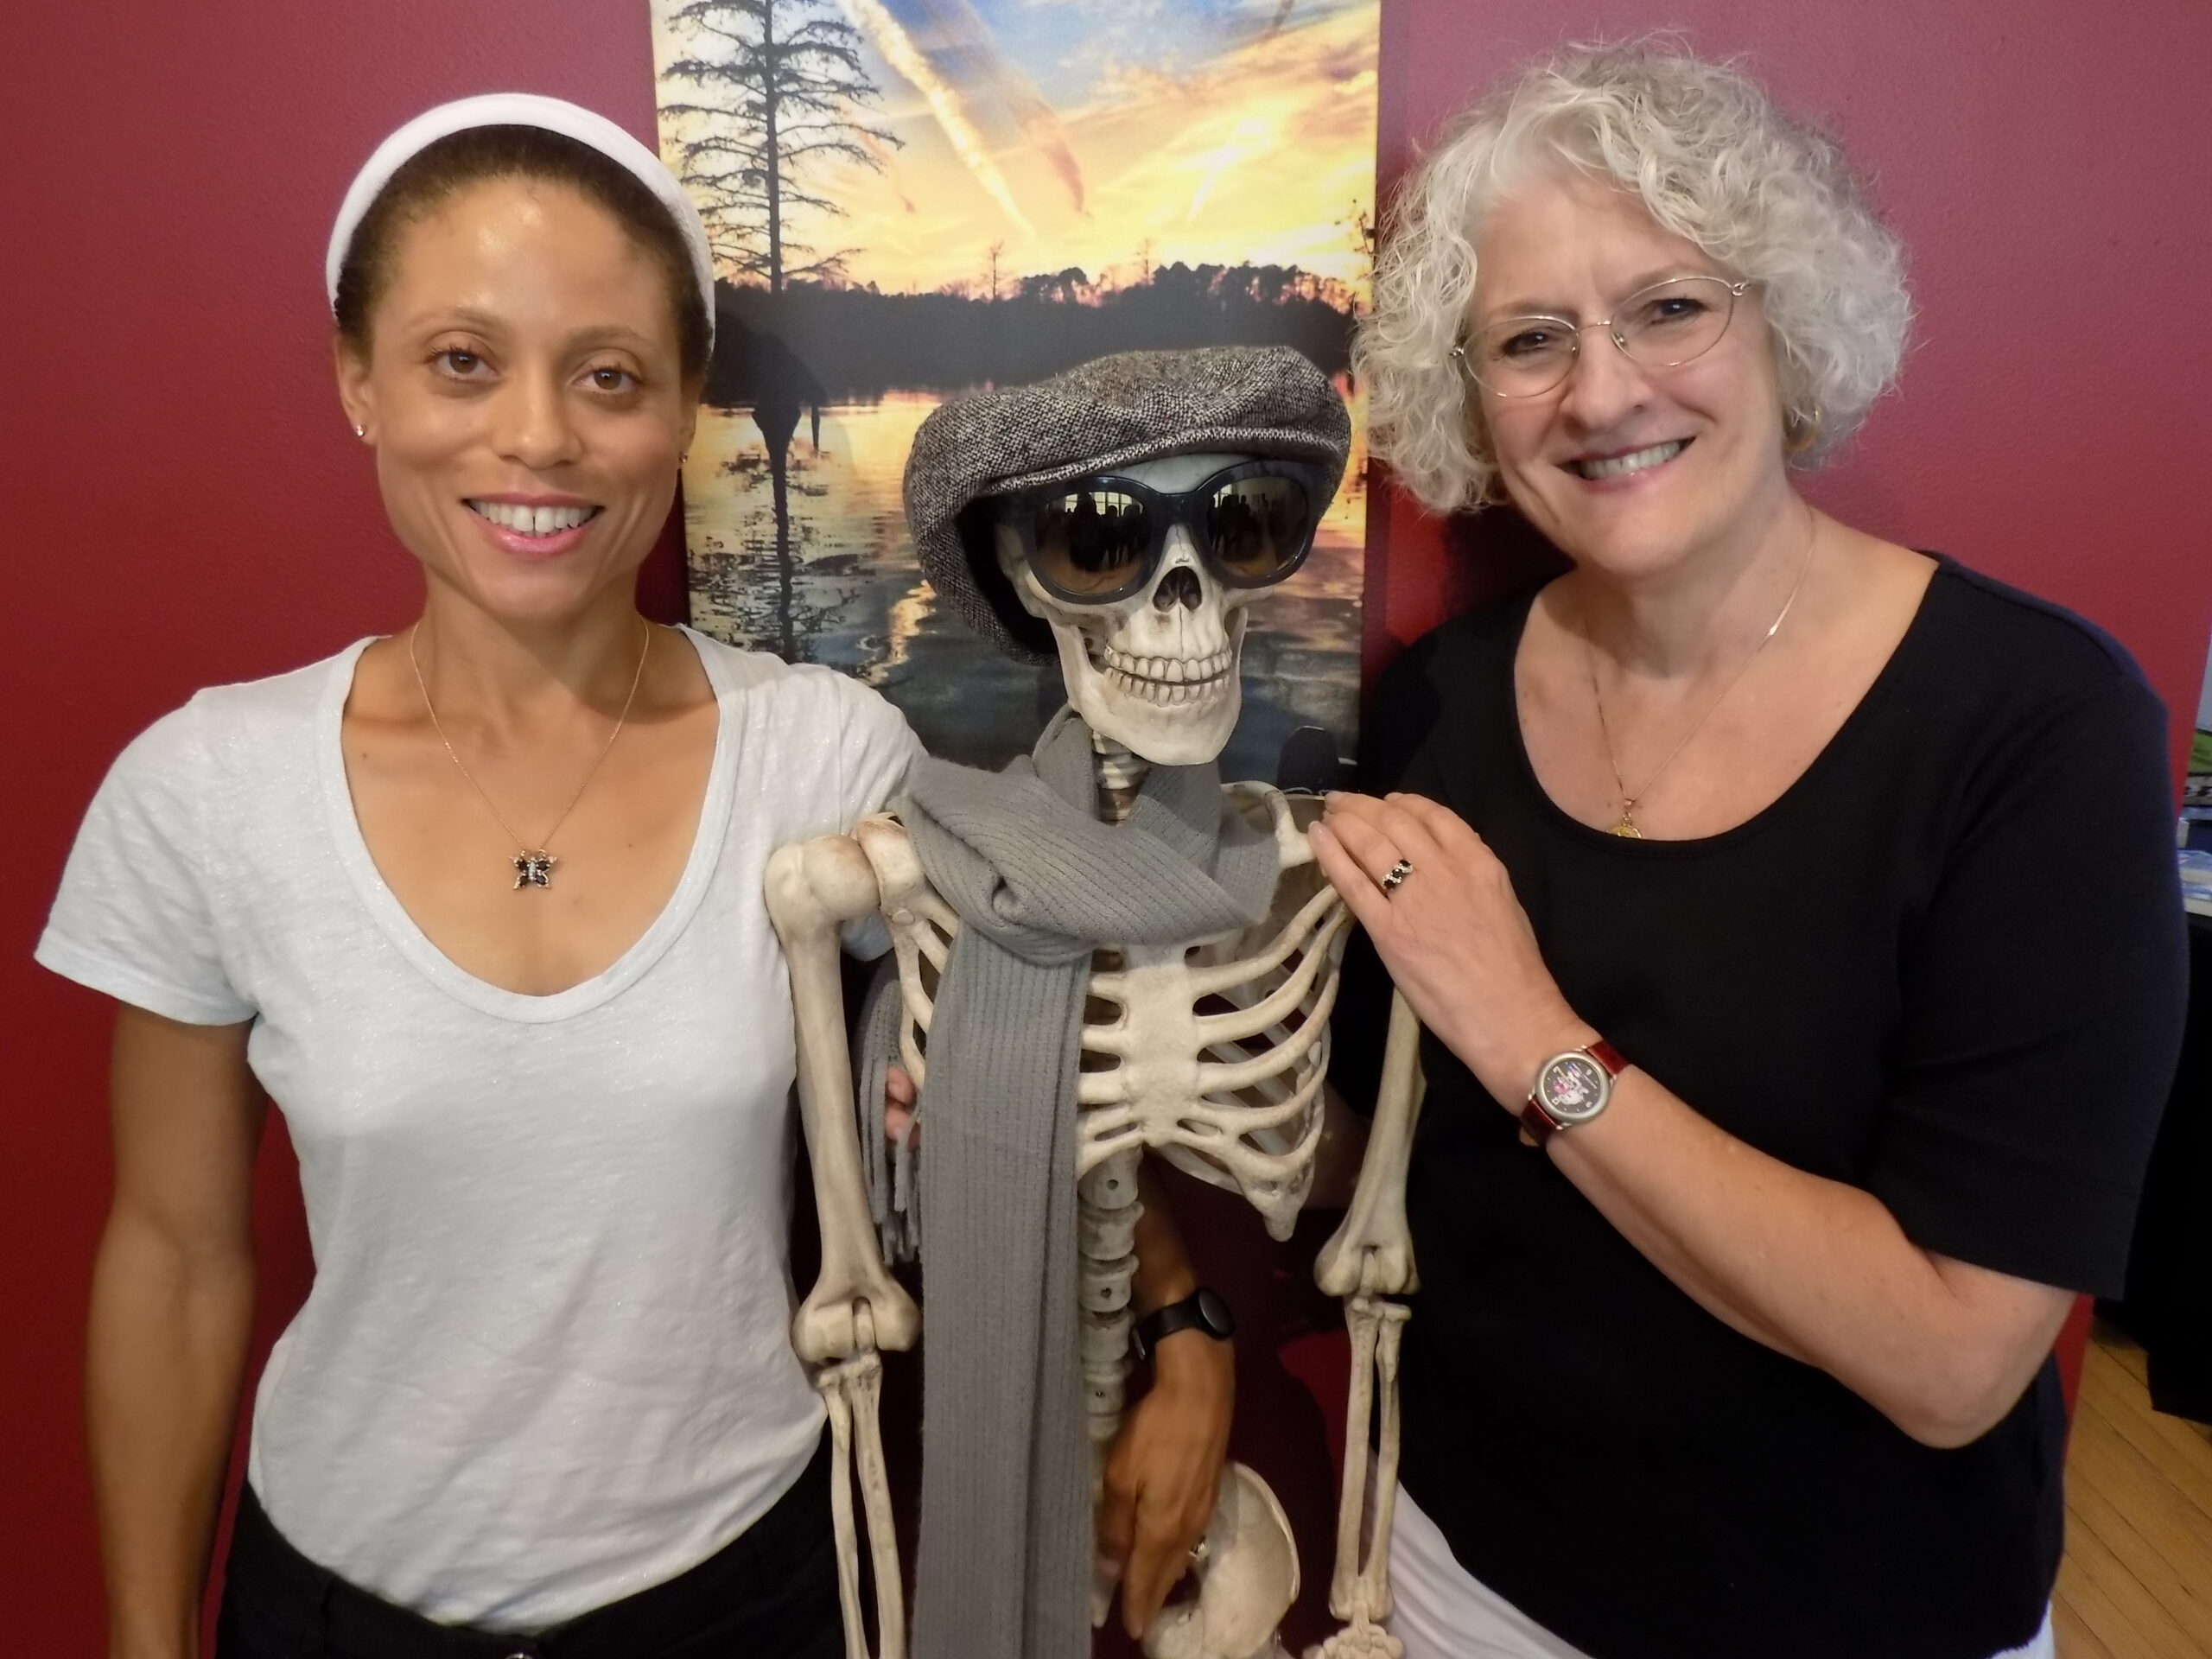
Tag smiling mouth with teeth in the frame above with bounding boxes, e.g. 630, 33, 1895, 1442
467, 499, 603, 537
1569, 439, 1688, 481
1087, 641, 1235, 703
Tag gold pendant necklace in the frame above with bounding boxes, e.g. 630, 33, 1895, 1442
408, 620, 653, 890
1587, 511, 1817, 839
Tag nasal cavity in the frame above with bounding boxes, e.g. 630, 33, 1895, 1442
1153, 567, 1203, 611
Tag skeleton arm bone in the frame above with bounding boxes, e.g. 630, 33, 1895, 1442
766, 830, 918, 1659
764, 832, 919, 1363
1314, 989, 1427, 1300
1305, 990, 1426, 1656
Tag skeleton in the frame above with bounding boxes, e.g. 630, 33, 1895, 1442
767, 418, 1427, 1659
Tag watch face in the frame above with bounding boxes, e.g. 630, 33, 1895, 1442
1196, 1287, 1235, 1340
1538, 1053, 1609, 1123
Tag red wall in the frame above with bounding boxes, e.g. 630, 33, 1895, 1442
5, 0, 2209, 1646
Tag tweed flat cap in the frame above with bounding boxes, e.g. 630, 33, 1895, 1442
903, 346, 1352, 661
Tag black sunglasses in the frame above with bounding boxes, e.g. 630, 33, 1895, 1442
993, 459, 1328, 607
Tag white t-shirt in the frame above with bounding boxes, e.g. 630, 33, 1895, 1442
38, 627, 921, 1630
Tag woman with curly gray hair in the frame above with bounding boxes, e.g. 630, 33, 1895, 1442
1311, 39, 2185, 1659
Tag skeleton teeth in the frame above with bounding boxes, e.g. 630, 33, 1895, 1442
1096, 656, 1236, 703
1096, 646, 1231, 690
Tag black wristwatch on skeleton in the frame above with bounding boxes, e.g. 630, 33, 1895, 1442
1131, 1287, 1236, 1363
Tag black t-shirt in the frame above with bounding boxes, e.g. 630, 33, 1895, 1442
1332, 557, 2188, 1659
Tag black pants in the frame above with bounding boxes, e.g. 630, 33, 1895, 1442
215, 1436, 844, 1658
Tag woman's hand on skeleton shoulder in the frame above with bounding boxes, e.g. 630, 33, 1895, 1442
1098, 1320, 1234, 1637
1311, 791, 1585, 1093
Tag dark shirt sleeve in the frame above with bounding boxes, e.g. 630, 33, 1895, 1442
1867, 673, 2188, 1295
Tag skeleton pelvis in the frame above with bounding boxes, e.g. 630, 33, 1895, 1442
1142, 1461, 1301, 1659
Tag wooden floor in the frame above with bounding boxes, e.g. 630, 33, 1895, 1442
2056, 1323, 2212, 1656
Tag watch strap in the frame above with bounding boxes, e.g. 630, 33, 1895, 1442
1521, 1039, 1627, 1147
1132, 1287, 1234, 1362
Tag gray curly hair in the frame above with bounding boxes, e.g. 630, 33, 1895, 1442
1355, 37, 1912, 512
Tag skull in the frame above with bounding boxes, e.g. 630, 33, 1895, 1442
995, 452, 1265, 766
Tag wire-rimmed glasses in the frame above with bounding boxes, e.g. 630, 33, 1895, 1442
1451, 276, 1753, 398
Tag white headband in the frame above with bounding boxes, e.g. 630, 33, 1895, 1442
325, 92, 716, 347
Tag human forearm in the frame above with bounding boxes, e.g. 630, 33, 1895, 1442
1130, 1156, 1200, 1313
1535, 1068, 2069, 1446
87, 1214, 257, 1659
1358, 850, 2066, 1444
1317, 790, 2079, 1448
95, 1007, 264, 1659
1102, 1157, 1235, 1635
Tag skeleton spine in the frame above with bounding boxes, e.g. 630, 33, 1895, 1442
1080, 732, 1149, 1482
1077, 1148, 1143, 1478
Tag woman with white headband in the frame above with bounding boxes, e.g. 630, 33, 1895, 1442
38, 96, 922, 1656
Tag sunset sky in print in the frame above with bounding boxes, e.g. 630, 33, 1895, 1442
655, 0, 1378, 298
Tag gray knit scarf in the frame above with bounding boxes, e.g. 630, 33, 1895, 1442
861, 708, 1281, 1659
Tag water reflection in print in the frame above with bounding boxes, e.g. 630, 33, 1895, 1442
683, 386, 1364, 779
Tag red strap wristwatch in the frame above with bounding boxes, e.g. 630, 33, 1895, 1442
1521, 1040, 1629, 1147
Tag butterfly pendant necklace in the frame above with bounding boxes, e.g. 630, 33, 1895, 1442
408, 620, 652, 889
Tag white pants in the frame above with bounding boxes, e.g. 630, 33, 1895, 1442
1385, 1481, 2056, 1659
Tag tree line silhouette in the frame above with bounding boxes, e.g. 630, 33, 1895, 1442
704, 263, 1357, 407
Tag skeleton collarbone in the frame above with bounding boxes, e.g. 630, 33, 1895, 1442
860, 782, 1347, 1243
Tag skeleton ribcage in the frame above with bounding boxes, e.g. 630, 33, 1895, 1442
858, 785, 1350, 1242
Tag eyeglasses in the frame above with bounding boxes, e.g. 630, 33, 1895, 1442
1451, 276, 1753, 398
993, 459, 1326, 607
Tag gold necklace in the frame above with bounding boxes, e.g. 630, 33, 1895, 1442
408, 620, 652, 889
1586, 512, 1817, 838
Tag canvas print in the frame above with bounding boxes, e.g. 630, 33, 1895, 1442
650, 0, 1380, 775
